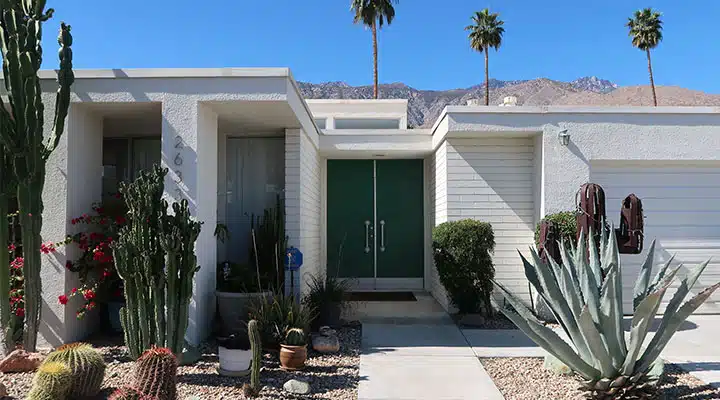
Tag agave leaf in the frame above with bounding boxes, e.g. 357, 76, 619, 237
587, 226, 603, 293
601, 224, 619, 275
574, 230, 588, 269
550, 254, 583, 319
560, 238, 581, 295
577, 305, 616, 376
635, 281, 720, 374
493, 282, 600, 380
632, 240, 657, 311
647, 253, 677, 294
621, 284, 669, 376
575, 238, 602, 326
599, 265, 627, 368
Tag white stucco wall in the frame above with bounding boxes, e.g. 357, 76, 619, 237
428, 142, 453, 311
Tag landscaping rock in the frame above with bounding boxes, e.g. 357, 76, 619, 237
283, 378, 311, 395
543, 354, 573, 375
312, 332, 340, 353
0, 382, 7, 397
319, 326, 337, 337
0, 349, 43, 373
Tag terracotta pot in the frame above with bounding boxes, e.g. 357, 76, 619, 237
279, 344, 307, 370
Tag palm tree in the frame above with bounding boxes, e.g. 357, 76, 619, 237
351, 0, 398, 99
466, 9, 505, 106
627, 8, 663, 106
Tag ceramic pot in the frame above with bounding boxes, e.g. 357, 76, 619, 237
218, 346, 252, 375
216, 291, 271, 335
279, 344, 307, 370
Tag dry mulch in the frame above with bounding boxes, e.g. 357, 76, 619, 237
481, 357, 720, 400
0, 323, 361, 400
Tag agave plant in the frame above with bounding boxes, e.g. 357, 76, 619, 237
494, 228, 720, 399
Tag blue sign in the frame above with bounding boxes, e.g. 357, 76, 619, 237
285, 247, 303, 271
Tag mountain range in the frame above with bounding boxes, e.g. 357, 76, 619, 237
297, 76, 720, 128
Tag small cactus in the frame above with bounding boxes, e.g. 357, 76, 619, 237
243, 319, 262, 397
27, 361, 73, 400
44, 342, 106, 398
285, 328, 306, 346
134, 347, 178, 400
109, 386, 159, 400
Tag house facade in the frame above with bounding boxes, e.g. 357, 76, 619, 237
34, 68, 720, 348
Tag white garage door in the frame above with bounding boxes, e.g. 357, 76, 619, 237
592, 162, 720, 314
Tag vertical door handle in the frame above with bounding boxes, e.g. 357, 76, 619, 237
364, 221, 371, 253
379, 220, 385, 252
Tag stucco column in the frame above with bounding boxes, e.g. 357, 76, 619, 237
284, 129, 301, 297
540, 124, 591, 215
162, 99, 218, 346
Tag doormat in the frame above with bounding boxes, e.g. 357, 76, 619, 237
344, 292, 417, 302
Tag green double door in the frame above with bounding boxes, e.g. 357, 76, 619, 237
327, 159, 424, 289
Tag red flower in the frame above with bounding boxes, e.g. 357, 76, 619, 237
71, 219, 77, 225
83, 290, 95, 300
10, 257, 23, 270
115, 216, 126, 225
86, 301, 96, 310
15, 308, 24, 317
7, 244, 15, 252
71, 288, 77, 294
96, 207, 104, 214
102, 270, 112, 278
65, 260, 73, 270
58, 295, 68, 305
40, 242, 57, 254
93, 251, 105, 261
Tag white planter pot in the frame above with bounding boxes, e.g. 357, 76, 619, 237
218, 346, 252, 374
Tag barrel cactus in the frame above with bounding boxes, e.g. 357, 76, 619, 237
494, 228, 720, 399
109, 386, 159, 400
43, 342, 106, 397
284, 328, 306, 346
134, 347, 178, 400
243, 319, 262, 397
27, 361, 73, 400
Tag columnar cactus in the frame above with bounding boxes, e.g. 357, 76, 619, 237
27, 361, 73, 400
109, 386, 159, 400
43, 342, 106, 397
159, 199, 201, 357
134, 347, 178, 400
247, 319, 262, 396
0, 0, 75, 352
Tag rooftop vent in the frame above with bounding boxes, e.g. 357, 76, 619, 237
499, 96, 518, 107
466, 98, 481, 106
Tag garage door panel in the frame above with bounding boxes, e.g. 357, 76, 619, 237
592, 163, 720, 314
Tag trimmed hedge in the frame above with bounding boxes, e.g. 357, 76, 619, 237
432, 219, 495, 315
534, 211, 577, 248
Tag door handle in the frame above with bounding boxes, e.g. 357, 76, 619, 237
380, 220, 385, 252
364, 220, 371, 253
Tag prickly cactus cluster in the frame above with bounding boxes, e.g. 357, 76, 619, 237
27, 361, 73, 400
44, 342, 106, 398
113, 165, 203, 360
133, 347, 178, 400
285, 328, 306, 346
0, 0, 75, 352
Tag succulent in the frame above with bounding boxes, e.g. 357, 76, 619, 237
27, 361, 73, 400
43, 342, 106, 398
134, 347, 178, 400
284, 328, 306, 346
495, 228, 720, 399
109, 386, 159, 400
244, 319, 262, 397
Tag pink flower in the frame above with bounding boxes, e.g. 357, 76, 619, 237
15, 308, 24, 317
83, 290, 95, 300
58, 295, 68, 305
10, 257, 23, 270
40, 242, 57, 254
71, 288, 77, 294
93, 250, 105, 261
86, 301, 96, 310
7, 244, 15, 252
102, 270, 111, 278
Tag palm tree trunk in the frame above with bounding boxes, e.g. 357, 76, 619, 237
484, 48, 489, 106
372, 20, 379, 99
646, 49, 657, 106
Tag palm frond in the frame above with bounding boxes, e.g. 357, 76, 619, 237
466, 8, 505, 53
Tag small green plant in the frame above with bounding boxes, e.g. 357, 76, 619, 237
534, 211, 577, 248
27, 361, 73, 400
432, 219, 495, 315
249, 293, 316, 348
284, 328, 306, 346
302, 274, 352, 328
243, 319, 262, 398
133, 347, 178, 400
495, 229, 720, 399
43, 342, 106, 398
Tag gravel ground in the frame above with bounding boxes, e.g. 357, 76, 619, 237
481, 357, 720, 400
0, 324, 361, 400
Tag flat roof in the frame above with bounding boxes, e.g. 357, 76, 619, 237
37, 67, 293, 80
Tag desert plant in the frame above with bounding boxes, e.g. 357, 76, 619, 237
351, 0, 398, 99
535, 212, 577, 249
43, 342, 106, 398
27, 361, 73, 400
466, 9, 505, 105
494, 228, 720, 399
0, 0, 75, 351
248, 195, 287, 292
627, 8, 663, 106
0, 152, 15, 354
432, 219, 495, 315
284, 327, 306, 346
134, 347, 178, 400
302, 274, 352, 329
248, 293, 316, 348
243, 319, 262, 398
109, 386, 158, 400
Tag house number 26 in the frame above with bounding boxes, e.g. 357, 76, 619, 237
174, 135, 184, 197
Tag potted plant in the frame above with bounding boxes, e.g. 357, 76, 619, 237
217, 330, 252, 376
249, 293, 316, 351
302, 274, 352, 331
279, 328, 307, 370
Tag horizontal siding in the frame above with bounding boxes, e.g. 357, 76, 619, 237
446, 138, 535, 305
592, 163, 720, 314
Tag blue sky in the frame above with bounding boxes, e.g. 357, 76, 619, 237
43, 0, 720, 92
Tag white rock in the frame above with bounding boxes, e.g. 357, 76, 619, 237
283, 378, 311, 394
312, 333, 340, 353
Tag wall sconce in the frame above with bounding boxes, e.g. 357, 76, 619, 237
558, 129, 570, 146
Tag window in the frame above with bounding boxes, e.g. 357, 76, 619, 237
314, 118, 327, 129
333, 118, 401, 129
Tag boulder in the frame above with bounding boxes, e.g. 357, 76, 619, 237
0, 349, 44, 373
0, 382, 6, 397
318, 326, 337, 337
312, 334, 340, 353
283, 379, 311, 395
544, 354, 572, 375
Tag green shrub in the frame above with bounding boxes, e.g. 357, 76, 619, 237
432, 219, 495, 315
248, 293, 316, 348
534, 211, 577, 248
